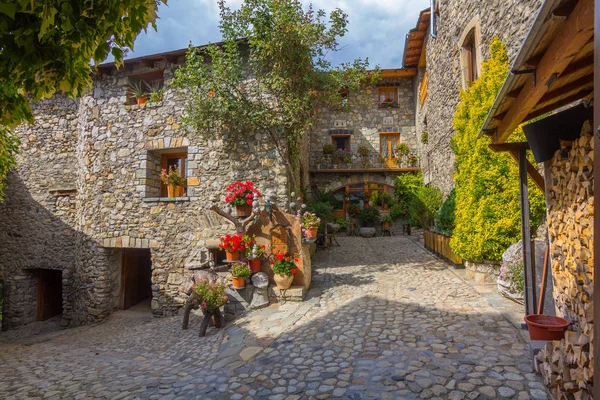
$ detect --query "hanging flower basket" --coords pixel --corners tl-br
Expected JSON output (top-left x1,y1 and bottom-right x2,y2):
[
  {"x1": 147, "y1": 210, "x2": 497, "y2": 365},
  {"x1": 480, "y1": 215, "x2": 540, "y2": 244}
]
[{"x1": 524, "y1": 314, "x2": 570, "y2": 341}]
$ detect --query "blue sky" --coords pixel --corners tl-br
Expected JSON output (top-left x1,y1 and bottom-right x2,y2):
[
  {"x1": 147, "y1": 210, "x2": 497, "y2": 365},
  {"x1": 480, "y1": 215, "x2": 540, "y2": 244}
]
[{"x1": 127, "y1": 0, "x2": 430, "y2": 69}]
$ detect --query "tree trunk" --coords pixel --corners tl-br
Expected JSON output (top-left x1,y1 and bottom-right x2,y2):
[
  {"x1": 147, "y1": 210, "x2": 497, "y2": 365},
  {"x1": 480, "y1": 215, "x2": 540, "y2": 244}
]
[
  {"x1": 182, "y1": 294, "x2": 195, "y2": 330},
  {"x1": 199, "y1": 313, "x2": 211, "y2": 337}
]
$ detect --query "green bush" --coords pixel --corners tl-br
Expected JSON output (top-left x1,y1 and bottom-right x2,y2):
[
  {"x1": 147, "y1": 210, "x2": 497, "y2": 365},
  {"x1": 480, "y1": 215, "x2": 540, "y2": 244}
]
[
  {"x1": 313, "y1": 190, "x2": 342, "y2": 209},
  {"x1": 305, "y1": 201, "x2": 334, "y2": 224},
  {"x1": 434, "y1": 189, "x2": 456, "y2": 236},
  {"x1": 389, "y1": 204, "x2": 406, "y2": 220},
  {"x1": 450, "y1": 38, "x2": 546, "y2": 261},
  {"x1": 421, "y1": 131, "x2": 429, "y2": 144},
  {"x1": 358, "y1": 206, "x2": 380, "y2": 225},
  {"x1": 335, "y1": 217, "x2": 348, "y2": 230},
  {"x1": 407, "y1": 186, "x2": 442, "y2": 228},
  {"x1": 395, "y1": 172, "x2": 423, "y2": 217}
]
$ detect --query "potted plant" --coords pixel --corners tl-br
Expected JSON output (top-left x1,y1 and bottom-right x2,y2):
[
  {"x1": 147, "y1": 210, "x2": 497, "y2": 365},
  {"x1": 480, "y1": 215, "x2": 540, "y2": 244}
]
[
  {"x1": 358, "y1": 206, "x2": 380, "y2": 237},
  {"x1": 377, "y1": 155, "x2": 386, "y2": 168},
  {"x1": 230, "y1": 262, "x2": 251, "y2": 288},
  {"x1": 322, "y1": 143, "x2": 335, "y2": 155},
  {"x1": 380, "y1": 213, "x2": 393, "y2": 230},
  {"x1": 225, "y1": 181, "x2": 262, "y2": 217},
  {"x1": 407, "y1": 154, "x2": 419, "y2": 167},
  {"x1": 129, "y1": 80, "x2": 148, "y2": 105},
  {"x1": 245, "y1": 240, "x2": 266, "y2": 273},
  {"x1": 271, "y1": 253, "x2": 298, "y2": 289},
  {"x1": 378, "y1": 192, "x2": 394, "y2": 209},
  {"x1": 299, "y1": 211, "x2": 321, "y2": 239},
  {"x1": 357, "y1": 145, "x2": 371, "y2": 168},
  {"x1": 192, "y1": 278, "x2": 229, "y2": 335},
  {"x1": 148, "y1": 80, "x2": 165, "y2": 103},
  {"x1": 219, "y1": 233, "x2": 246, "y2": 261},
  {"x1": 396, "y1": 143, "x2": 410, "y2": 157},
  {"x1": 160, "y1": 166, "x2": 186, "y2": 197},
  {"x1": 332, "y1": 148, "x2": 351, "y2": 168},
  {"x1": 380, "y1": 97, "x2": 398, "y2": 108}
]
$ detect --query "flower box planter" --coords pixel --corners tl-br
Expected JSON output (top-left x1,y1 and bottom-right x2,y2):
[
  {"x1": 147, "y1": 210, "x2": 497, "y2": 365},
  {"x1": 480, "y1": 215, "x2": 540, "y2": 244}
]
[
  {"x1": 236, "y1": 204, "x2": 252, "y2": 217},
  {"x1": 167, "y1": 185, "x2": 184, "y2": 198},
  {"x1": 423, "y1": 230, "x2": 463, "y2": 267}
]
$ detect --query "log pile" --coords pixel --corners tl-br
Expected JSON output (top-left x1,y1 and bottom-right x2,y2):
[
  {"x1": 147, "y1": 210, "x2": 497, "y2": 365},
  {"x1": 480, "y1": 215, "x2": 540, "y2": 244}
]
[{"x1": 535, "y1": 120, "x2": 594, "y2": 398}]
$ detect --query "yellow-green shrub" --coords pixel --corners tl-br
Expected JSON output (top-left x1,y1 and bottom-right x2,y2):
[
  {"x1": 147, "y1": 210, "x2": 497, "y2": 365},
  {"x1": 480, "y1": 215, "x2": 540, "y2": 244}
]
[{"x1": 450, "y1": 38, "x2": 546, "y2": 262}]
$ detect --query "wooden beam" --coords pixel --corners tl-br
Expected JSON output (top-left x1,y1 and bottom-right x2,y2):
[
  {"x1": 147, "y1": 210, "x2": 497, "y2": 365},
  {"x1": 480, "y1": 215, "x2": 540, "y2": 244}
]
[
  {"x1": 537, "y1": 73, "x2": 595, "y2": 104},
  {"x1": 526, "y1": 89, "x2": 594, "y2": 121},
  {"x1": 508, "y1": 150, "x2": 546, "y2": 192},
  {"x1": 593, "y1": 0, "x2": 600, "y2": 398},
  {"x1": 379, "y1": 69, "x2": 417, "y2": 78},
  {"x1": 560, "y1": 54, "x2": 594, "y2": 78},
  {"x1": 494, "y1": 0, "x2": 594, "y2": 143},
  {"x1": 489, "y1": 143, "x2": 546, "y2": 192},
  {"x1": 507, "y1": 87, "x2": 524, "y2": 99},
  {"x1": 418, "y1": 37, "x2": 428, "y2": 68}
]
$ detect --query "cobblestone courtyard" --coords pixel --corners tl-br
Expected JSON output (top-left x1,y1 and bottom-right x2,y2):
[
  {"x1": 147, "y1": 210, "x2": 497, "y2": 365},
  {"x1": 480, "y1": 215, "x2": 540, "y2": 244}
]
[{"x1": 0, "y1": 237, "x2": 550, "y2": 400}]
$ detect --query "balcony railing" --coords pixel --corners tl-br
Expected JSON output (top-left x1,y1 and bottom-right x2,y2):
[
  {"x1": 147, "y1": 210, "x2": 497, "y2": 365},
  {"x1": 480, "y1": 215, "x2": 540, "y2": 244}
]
[{"x1": 309, "y1": 151, "x2": 420, "y2": 171}]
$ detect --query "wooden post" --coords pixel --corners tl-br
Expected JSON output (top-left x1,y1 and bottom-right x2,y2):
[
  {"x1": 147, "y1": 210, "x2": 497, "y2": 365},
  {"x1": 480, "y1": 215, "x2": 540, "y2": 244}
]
[
  {"x1": 518, "y1": 147, "x2": 536, "y2": 316},
  {"x1": 592, "y1": 0, "x2": 599, "y2": 397}
]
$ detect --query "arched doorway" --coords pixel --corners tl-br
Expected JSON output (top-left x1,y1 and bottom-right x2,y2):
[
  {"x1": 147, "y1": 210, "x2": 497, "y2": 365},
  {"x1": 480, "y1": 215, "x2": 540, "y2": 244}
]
[{"x1": 332, "y1": 181, "x2": 395, "y2": 218}]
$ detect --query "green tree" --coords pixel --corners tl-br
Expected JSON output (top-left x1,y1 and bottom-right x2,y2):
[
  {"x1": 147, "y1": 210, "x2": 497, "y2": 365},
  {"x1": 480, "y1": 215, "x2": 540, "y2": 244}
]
[
  {"x1": 0, "y1": 0, "x2": 164, "y2": 199},
  {"x1": 450, "y1": 38, "x2": 546, "y2": 261},
  {"x1": 408, "y1": 185, "x2": 442, "y2": 228},
  {"x1": 173, "y1": 0, "x2": 376, "y2": 191}
]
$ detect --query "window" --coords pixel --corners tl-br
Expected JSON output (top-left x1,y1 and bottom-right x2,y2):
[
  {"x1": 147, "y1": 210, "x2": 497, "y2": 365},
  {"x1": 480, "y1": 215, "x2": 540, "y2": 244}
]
[
  {"x1": 458, "y1": 17, "x2": 481, "y2": 89},
  {"x1": 161, "y1": 153, "x2": 187, "y2": 197},
  {"x1": 378, "y1": 87, "x2": 397, "y2": 107},
  {"x1": 340, "y1": 89, "x2": 349, "y2": 108},
  {"x1": 379, "y1": 132, "x2": 400, "y2": 167},
  {"x1": 332, "y1": 135, "x2": 350, "y2": 151},
  {"x1": 463, "y1": 31, "x2": 478, "y2": 85},
  {"x1": 125, "y1": 69, "x2": 164, "y2": 105}
]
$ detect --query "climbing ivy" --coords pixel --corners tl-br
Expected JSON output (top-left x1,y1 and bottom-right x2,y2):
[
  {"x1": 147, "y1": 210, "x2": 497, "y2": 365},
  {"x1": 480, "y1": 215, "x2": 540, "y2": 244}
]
[{"x1": 450, "y1": 38, "x2": 546, "y2": 262}]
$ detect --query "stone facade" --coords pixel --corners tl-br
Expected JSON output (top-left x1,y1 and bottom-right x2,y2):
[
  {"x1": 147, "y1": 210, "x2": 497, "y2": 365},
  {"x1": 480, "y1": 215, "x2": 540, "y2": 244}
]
[
  {"x1": 415, "y1": 0, "x2": 542, "y2": 194},
  {"x1": 535, "y1": 121, "x2": 594, "y2": 398},
  {"x1": 310, "y1": 77, "x2": 417, "y2": 171},
  {"x1": 0, "y1": 57, "x2": 293, "y2": 329}
]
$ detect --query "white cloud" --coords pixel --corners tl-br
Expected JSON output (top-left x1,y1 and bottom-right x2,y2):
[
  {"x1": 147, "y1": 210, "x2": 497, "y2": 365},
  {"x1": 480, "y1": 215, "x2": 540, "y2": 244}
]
[{"x1": 127, "y1": 0, "x2": 430, "y2": 68}]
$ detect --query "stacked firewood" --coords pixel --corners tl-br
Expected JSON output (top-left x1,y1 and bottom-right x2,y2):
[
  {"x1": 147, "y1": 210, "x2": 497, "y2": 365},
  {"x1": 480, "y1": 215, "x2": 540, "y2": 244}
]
[{"x1": 535, "y1": 120, "x2": 594, "y2": 398}]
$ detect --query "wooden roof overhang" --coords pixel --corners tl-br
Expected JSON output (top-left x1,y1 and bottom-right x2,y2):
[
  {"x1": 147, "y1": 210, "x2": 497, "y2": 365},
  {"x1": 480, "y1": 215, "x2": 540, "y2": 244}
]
[
  {"x1": 403, "y1": 8, "x2": 431, "y2": 68},
  {"x1": 479, "y1": 0, "x2": 594, "y2": 144}
]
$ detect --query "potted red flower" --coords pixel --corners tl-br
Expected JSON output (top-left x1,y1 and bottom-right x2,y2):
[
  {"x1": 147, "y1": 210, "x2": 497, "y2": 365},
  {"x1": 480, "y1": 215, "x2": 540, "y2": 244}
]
[
  {"x1": 219, "y1": 233, "x2": 247, "y2": 261},
  {"x1": 230, "y1": 262, "x2": 251, "y2": 289},
  {"x1": 225, "y1": 181, "x2": 262, "y2": 217},
  {"x1": 271, "y1": 254, "x2": 298, "y2": 289}
]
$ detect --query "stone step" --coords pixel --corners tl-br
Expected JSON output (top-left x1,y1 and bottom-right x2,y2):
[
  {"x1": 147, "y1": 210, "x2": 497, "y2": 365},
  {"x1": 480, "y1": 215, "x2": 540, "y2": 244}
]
[{"x1": 268, "y1": 285, "x2": 307, "y2": 301}]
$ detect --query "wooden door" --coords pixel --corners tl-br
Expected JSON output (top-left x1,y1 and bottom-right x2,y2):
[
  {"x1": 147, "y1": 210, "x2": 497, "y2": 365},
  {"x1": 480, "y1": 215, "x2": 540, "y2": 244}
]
[
  {"x1": 37, "y1": 269, "x2": 63, "y2": 321},
  {"x1": 121, "y1": 249, "x2": 152, "y2": 310}
]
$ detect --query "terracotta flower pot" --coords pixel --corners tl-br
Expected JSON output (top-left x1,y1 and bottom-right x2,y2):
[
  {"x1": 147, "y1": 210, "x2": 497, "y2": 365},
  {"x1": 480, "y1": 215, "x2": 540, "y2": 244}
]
[
  {"x1": 306, "y1": 227, "x2": 318, "y2": 239},
  {"x1": 524, "y1": 314, "x2": 570, "y2": 341},
  {"x1": 236, "y1": 204, "x2": 252, "y2": 217},
  {"x1": 225, "y1": 251, "x2": 239, "y2": 261},
  {"x1": 136, "y1": 96, "x2": 148, "y2": 105},
  {"x1": 249, "y1": 258, "x2": 262, "y2": 273},
  {"x1": 274, "y1": 273, "x2": 294, "y2": 290},
  {"x1": 231, "y1": 276, "x2": 246, "y2": 289},
  {"x1": 383, "y1": 222, "x2": 391, "y2": 229}
]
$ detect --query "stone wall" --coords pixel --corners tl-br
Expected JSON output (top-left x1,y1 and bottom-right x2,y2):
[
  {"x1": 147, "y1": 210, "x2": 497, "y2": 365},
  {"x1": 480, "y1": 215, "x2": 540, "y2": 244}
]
[
  {"x1": 0, "y1": 96, "x2": 80, "y2": 329},
  {"x1": 310, "y1": 77, "x2": 417, "y2": 170},
  {"x1": 0, "y1": 58, "x2": 295, "y2": 328},
  {"x1": 535, "y1": 121, "x2": 594, "y2": 398},
  {"x1": 417, "y1": 0, "x2": 542, "y2": 194}
]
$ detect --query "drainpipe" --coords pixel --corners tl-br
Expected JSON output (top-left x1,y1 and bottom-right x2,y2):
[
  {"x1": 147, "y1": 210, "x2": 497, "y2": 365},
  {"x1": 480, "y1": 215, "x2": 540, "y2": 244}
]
[{"x1": 430, "y1": 0, "x2": 437, "y2": 38}]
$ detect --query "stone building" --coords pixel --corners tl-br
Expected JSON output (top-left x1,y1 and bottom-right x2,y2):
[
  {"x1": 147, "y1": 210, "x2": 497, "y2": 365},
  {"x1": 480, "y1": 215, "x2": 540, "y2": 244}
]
[
  {"x1": 0, "y1": 46, "x2": 294, "y2": 330},
  {"x1": 407, "y1": 0, "x2": 542, "y2": 195},
  {"x1": 308, "y1": 69, "x2": 419, "y2": 216}
]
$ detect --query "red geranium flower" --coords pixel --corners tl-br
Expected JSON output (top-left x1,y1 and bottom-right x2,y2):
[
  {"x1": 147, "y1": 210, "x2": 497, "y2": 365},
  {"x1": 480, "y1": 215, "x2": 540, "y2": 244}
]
[{"x1": 291, "y1": 269, "x2": 297, "y2": 274}]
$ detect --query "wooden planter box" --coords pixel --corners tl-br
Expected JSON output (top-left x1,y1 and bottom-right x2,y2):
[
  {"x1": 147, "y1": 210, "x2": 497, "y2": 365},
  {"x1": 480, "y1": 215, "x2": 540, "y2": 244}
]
[{"x1": 423, "y1": 230, "x2": 463, "y2": 267}]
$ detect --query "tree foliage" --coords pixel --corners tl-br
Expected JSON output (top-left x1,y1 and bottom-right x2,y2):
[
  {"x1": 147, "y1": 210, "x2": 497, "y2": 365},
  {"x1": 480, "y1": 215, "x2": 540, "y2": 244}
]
[
  {"x1": 0, "y1": 0, "x2": 163, "y2": 199},
  {"x1": 173, "y1": 0, "x2": 376, "y2": 190},
  {"x1": 408, "y1": 185, "x2": 442, "y2": 228},
  {"x1": 450, "y1": 38, "x2": 546, "y2": 261},
  {"x1": 433, "y1": 188, "x2": 456, "y2": 236}
]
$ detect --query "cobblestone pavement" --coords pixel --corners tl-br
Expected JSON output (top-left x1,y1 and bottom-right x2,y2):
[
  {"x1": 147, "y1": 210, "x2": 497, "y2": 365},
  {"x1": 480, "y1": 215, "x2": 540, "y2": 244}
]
[{"x1": 0, "y1": 236, "x2": 551, "y2": 400}]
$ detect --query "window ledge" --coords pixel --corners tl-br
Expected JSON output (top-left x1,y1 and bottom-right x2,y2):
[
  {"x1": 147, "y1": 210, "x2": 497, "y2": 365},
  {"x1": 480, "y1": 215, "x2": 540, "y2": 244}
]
[
  {"x1": 143, "y1": 196, "x2": 190, "y2": 203},
  {"x1": 378, "y1": 105, "x2": 399, "y2": 109}
]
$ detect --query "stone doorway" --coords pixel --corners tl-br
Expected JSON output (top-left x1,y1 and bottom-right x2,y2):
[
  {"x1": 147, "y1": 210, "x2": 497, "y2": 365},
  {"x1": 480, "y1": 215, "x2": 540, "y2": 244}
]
[
  {"x1": 120, "y1": 249, "x2": 152, "y2": 310},
  {"x1": 36, "y1": 269, "x2": 63, "y2": 321}
]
